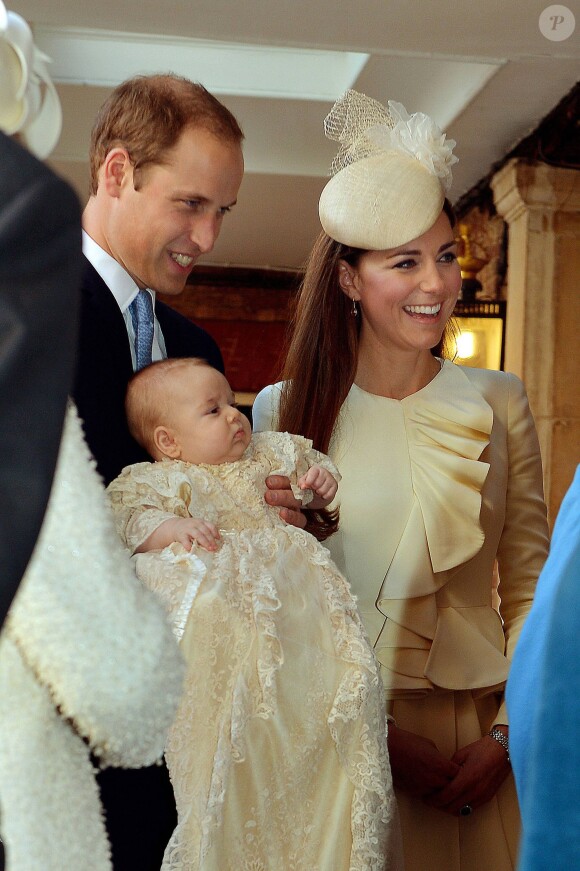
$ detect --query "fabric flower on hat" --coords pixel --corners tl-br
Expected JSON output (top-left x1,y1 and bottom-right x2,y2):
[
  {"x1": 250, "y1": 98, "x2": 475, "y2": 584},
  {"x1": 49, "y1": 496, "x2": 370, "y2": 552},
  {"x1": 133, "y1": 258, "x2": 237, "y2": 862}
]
[
  {"x1": 319, "y1": 90, "x2": 458, "y2": 249},
  {"x1": 366, "y1": 101, "x2": 458, "y2": 192}
]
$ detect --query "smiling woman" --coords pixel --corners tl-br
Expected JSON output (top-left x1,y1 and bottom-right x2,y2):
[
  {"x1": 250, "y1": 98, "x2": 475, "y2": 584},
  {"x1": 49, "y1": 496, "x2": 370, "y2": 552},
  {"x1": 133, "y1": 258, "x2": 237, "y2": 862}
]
[
  {"x1": 337, "y1": 212, "x2": 461, "y2": 374},
  {"x1": 253, "y1": 89, "x2": 550, "y2": 871}
]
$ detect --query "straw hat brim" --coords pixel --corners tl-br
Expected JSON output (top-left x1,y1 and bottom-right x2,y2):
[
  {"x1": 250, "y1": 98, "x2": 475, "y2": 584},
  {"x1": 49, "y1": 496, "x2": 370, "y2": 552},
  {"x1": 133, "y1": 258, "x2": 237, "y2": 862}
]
[{"x1": 319, "y1": 151, "x2": 445, "y2": 250}]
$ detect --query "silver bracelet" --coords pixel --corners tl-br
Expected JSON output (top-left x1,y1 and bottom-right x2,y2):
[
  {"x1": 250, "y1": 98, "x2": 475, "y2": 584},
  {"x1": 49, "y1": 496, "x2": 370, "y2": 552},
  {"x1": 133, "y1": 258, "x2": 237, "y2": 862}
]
[{"x1": 488, "y1": 727, "x2": 510, "y2": 764}]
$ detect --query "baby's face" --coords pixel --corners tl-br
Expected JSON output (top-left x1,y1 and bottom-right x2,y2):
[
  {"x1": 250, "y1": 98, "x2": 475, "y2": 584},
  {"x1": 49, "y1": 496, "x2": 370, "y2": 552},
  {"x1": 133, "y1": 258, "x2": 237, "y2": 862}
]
[{"x1": 166, "y1": 365, "x2": 251, "y2": 465}]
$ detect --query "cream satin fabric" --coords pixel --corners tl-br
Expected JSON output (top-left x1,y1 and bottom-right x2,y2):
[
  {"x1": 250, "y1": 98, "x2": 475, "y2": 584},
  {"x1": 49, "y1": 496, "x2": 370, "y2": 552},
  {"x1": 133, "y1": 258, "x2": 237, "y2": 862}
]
[{"x1": 253, "y1": 362, "x2": 549, "y2": 723}]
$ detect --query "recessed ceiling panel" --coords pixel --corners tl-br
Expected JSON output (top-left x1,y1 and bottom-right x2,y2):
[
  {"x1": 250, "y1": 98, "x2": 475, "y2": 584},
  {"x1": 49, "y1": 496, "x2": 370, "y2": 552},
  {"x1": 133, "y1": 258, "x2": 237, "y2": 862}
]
[{"x1": 35, "y1": 26, "x2": 369, "y2": 100}]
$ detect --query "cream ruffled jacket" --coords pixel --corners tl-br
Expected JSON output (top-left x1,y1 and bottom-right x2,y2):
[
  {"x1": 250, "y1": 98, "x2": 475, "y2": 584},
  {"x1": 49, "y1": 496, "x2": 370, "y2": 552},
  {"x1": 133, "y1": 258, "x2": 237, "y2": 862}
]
[
  {"x1": 0, "y1": 404, "x2": 185, "y2": 871},
  {"x1": 253, "y1": 362, "x2": 550, "y2": 724}
]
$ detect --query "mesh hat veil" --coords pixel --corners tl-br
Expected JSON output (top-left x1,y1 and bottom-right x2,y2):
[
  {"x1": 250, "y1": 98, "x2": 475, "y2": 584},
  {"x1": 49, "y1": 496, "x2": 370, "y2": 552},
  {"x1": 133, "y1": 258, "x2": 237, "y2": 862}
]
[
  {"x1": 319, "y1": 90, "x2": 458, "y2": 250},
  {"x1": 0, "y1": 0, "x2": 62, "y2": 158}
]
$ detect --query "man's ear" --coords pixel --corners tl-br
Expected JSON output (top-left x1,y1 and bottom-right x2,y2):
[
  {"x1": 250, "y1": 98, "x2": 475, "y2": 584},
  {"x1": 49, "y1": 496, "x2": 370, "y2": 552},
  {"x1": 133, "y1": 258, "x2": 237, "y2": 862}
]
[
  {"x1": 337, "y1": 260, "x2": 360, "y2": 300},
  {"x1": 101, "y1": 147, "x2": 133, "y2": 198},
  {"x1": 153, "y1": 425, "x2": 181, "y2": 460}
]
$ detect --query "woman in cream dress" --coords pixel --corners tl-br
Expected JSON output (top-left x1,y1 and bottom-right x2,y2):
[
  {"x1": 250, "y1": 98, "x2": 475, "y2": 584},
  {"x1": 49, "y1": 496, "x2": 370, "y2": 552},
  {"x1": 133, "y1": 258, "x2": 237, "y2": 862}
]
[{"x1": 253, "y1": 90, "x2": 550, "y2": 871}]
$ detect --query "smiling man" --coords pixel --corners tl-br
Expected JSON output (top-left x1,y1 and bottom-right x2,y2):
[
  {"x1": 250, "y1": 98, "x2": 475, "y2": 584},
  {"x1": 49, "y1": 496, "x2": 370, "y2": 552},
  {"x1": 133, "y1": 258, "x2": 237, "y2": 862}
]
[
  {"x1": 75, "y1": 75, "x2": 244, "y2": 487},
  {"x1": 72, "y1": 74, "x2": 304, "y2": 871},
  {"x1": 72, "y1": 75, "x2": 244, "y2": 871}
]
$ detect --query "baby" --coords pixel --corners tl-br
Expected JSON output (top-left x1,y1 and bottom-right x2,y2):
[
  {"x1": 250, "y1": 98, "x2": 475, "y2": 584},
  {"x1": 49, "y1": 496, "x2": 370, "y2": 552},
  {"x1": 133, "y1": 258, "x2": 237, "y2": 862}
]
[{"x1": 107, "y1": 358, "x2": 398, "y2": 871}]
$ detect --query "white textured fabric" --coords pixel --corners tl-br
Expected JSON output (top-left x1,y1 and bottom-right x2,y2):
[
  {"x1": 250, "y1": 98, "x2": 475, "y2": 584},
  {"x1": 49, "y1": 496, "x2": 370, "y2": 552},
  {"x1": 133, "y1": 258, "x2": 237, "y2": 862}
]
[
  {"x1": 0, "y1": 403, "x2": 185, "y2": 870},
  {"x1": 107, "y1": 432, "x2": 403, "y2": 871}
]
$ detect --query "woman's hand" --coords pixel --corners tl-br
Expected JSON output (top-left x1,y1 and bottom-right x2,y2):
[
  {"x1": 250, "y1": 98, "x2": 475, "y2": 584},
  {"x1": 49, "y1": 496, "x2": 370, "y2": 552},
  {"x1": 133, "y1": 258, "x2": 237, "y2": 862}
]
[
  {"x1": 388, "y1": 725, "x2": 461, "y2": 798},
  {"x1": 264, "y1": 475, "x2": 307, "y2": 528},
  {"x1": 424, "y1": 734, "x2": 512, "y2": 816}
]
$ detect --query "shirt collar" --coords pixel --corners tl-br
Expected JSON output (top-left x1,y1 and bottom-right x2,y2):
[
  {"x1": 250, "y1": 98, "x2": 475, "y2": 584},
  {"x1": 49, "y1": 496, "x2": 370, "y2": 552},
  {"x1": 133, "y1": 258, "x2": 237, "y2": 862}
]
[{"x1": 82, "y1": 230, "x2": 156, "y2": 312}]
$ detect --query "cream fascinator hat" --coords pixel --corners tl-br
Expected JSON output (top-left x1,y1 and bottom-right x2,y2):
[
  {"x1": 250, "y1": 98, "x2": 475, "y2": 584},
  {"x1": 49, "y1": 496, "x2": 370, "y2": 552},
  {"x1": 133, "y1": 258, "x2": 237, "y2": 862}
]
[
  {"x1": 0, "y1": 0, "x2": 62, "y2": 158},
  {"x1": 319, "y1": 89, "x2": 458, "y2": 250}
]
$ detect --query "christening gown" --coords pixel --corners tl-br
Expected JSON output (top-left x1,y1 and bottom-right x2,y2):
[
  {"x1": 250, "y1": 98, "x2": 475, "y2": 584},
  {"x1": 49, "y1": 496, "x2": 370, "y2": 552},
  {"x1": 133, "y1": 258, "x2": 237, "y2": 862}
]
[{"x1": 107, "y1": 431, "x2": 402, "y2": 871}]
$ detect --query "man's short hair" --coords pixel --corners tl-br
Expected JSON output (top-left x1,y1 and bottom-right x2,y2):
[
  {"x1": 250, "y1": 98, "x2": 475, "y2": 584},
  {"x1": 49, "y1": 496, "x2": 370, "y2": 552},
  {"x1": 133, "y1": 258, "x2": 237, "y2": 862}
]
[{"x1": 89, "y1": 74, "x2": 244, "y2": 195}]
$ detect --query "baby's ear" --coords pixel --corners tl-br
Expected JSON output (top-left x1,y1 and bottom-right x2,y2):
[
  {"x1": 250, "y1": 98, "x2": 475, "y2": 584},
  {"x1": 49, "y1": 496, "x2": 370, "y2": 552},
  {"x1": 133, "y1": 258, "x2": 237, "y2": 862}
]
[{"x1": 153, "y1": 425, "x2": 181, "y2": 459}]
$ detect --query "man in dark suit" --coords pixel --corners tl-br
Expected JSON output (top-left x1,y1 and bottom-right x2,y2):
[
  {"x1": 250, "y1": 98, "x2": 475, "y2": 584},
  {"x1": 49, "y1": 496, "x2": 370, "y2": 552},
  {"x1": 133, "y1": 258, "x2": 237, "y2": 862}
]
[{"x1": 73, "y1": 74, "x2": 304, "y2": 871}]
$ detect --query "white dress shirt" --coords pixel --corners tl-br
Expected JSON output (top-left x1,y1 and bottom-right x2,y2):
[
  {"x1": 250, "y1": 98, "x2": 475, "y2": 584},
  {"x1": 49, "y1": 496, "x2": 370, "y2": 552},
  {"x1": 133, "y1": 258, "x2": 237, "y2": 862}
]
[{"x1": 82, "y1": 231, "x2": 167, "y2": 370}]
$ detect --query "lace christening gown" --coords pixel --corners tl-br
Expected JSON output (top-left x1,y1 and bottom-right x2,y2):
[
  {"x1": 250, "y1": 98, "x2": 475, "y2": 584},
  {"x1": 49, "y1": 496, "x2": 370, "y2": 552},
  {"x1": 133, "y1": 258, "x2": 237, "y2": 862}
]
[{"x1": 107, "y1": 431, "x2": 402, "y2": 871}]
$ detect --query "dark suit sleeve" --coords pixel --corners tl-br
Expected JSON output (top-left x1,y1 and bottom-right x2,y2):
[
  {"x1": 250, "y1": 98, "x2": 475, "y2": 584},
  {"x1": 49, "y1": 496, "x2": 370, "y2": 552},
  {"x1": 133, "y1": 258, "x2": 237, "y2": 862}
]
[{"x1": 0, "y1": 133, "x2": 83, "y2": 628}]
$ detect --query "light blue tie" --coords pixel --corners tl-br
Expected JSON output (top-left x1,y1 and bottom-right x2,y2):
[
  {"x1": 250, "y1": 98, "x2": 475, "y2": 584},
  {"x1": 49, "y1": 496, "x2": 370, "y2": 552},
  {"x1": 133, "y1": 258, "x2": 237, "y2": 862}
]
[{"x1": 129, "y1": 290, "x2": 154, "y2": 371}]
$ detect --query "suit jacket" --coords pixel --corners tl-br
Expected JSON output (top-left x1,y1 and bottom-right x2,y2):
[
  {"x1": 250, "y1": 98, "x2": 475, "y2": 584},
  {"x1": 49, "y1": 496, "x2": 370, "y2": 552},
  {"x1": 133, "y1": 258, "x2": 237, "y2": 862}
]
[
  {"x1": 73, "y1": 259, "x2": 224, "y2": 485},
  {"x1": 0, "y1": 132, "x2": 82, "y2": 629}
]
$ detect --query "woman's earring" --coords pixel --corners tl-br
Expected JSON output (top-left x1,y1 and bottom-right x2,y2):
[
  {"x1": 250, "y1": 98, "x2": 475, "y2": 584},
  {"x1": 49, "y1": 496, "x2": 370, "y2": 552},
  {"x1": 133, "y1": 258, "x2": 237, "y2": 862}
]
[{"x1": 351, "y1": 297, "x2": 359, "y2": 317}]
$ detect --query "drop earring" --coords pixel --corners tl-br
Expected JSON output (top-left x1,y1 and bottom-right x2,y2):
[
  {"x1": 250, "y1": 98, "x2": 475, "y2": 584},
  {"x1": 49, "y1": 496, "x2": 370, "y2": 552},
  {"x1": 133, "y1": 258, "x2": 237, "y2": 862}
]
[{"x1": 351, "y1": 297, "x2": 359, "y2": 317}]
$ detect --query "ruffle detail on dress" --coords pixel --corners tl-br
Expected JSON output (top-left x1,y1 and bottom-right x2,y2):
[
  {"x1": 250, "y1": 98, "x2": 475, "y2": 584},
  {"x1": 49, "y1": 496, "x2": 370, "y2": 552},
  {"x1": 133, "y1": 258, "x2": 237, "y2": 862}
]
[
  {"x1": 425, "y1": 605, "x2": 509, "y2": 690},
  {"x1": 373, "y1": 363, "x2": 497, "y2": 697},
  {"x1": 403, "y1": 360, "x2": 493, "y2": 575}
]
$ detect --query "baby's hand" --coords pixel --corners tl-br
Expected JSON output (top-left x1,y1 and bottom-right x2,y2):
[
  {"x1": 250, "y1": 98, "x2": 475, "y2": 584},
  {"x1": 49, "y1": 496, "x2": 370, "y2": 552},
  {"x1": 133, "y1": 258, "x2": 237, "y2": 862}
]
[
  {"x1": 136, "y1": 516, "x2": 220, "y2": 553},
  {"x1": 166, "y1": 517, "x2": 221, "y2": 552},
  {"x1": 297, "y1": 465, "x2": 338, "y2": 508}
]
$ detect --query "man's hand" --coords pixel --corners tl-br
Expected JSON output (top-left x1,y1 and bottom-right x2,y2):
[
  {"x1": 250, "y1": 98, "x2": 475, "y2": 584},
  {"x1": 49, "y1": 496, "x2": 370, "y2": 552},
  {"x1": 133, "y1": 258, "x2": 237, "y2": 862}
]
[{"x1": 264, "y1": 475, "x2": 307, "y2": 528}]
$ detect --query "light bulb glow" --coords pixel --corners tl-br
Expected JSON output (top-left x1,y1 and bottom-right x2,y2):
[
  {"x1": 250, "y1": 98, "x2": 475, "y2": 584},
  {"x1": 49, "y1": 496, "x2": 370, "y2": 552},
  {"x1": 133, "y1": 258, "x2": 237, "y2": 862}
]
[{"x1": 456, "y1": 331, "x2": 476, "y2": 359}]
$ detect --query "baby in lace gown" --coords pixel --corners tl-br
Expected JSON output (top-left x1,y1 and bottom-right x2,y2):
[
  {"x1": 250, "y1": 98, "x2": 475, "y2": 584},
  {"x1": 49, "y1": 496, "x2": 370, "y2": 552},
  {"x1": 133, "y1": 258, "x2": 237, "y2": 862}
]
[{"x1": 106, "y1": 358, "x2": 401, "y2": 871}]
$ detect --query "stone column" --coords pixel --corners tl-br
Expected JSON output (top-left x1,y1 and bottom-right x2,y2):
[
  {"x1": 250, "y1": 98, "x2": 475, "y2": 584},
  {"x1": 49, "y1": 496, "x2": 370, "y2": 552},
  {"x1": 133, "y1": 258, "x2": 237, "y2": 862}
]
[{"x1": 492, "y1": 159, "x2": 580, "y2": 525}]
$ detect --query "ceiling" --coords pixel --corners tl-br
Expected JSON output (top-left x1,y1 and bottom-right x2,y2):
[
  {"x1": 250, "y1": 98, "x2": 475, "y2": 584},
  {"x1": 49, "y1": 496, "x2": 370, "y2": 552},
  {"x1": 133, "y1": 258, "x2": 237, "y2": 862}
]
[{"x1": 13, "y1": 0, "x2": 580, "y2": 271}]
